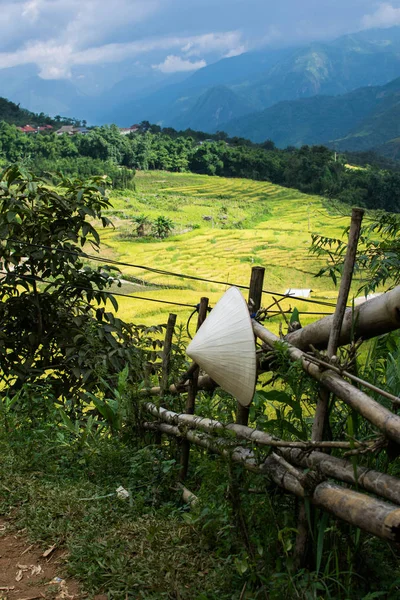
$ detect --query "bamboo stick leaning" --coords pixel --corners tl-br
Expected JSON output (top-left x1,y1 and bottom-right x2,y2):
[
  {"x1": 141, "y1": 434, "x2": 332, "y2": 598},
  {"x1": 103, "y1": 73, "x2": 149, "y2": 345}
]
[
  {"x1": 286, "y1": 285, "x2": 400, "y2": 351},
  {"x1": 143, "y1": 402, "x2": 400, "y2": 506},
  {"x1": 252, "y1": 321, "x2": 400, "y2": 445},
  {"x1": 143, "y1": 421, "x2": 400, "y2": 543}
]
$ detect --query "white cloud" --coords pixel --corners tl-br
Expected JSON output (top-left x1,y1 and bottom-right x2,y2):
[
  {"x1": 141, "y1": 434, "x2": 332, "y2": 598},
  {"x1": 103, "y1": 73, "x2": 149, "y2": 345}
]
[
  {"x1": 22, "y1": 0, "x2": 46, "y2": 22},
  {"x1": 153, "y1": 54, "x2": 206, "y2": 73},
  {"x1": 361, "y1": 3, "x2": 400, "y2": 28},
  {"x1": 0, "y1": 28, "x2": 243, "y2": 79},
  {"x1": 182, "y1": 31, "x2": 243, "y2": 56},
  {"x1": 224, "y1": 45, "x2": 246, "y2": 58},
  {"x1": 0, "y1": 0, "x2": 245, "y2": 80}
]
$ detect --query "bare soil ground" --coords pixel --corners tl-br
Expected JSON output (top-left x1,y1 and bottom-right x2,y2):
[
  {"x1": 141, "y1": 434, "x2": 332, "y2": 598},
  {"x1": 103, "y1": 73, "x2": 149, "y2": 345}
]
[{"x1": 0, "y1": 519, "x2": 106, "y2": 600}]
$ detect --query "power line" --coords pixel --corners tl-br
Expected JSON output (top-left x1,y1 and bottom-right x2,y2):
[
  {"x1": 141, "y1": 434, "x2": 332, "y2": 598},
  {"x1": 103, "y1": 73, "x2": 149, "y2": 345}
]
[
  {"x1": 16, "y1": 275, "x2": 198, "y2": 309},
  {"x1": 4, "y1": 239, "x2": 339, "y2": 308},
  {"x1": 8, "y1": 273, "x2": 334, "y2": 316}
]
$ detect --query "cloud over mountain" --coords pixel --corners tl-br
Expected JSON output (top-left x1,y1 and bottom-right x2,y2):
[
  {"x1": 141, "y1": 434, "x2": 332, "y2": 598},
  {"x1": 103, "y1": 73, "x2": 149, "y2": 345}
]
[
  {"x1": 0, "y1": 0, "x2": 246, "y2": 79},
  {"x1": 362, "y1": 2, "x2": 400, "y2": 29},
  {"x1": 153, "y1": 55, "x2": 207, "y2": 73}
]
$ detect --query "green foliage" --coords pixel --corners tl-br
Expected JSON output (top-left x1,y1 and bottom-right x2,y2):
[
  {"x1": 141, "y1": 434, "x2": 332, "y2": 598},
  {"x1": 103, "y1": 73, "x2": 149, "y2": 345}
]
[
  {"x1": 311, "y1": 211, "x2": 400, "y2": 292},
  {"x1": 1, "y1": 116, "x2": 399, "y2": 209},
  {"x1": 0, "y1": 166, "x2": 142, "y2": 413},
  {"x1": 0, "y1": 96, "x2": 78, "y2": 128},
  {"x1": 133, "y1": 213, "x2": 151, "y2": 236},
  {"x1": 152, "y1": 215, "x2": 174, "y2": 239}
]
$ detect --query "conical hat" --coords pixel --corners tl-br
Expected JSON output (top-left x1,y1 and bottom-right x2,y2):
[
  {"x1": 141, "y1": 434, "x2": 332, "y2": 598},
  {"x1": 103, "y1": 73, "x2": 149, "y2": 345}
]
[{"x1": 186, "y1": 286, "x2": 257, "y2": 406}]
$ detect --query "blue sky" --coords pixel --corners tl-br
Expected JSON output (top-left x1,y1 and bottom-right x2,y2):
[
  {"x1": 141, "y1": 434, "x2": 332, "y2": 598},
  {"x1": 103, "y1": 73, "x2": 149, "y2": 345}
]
[{"x1": 0, "y1": 0, "x2": 400, "y2": 80}]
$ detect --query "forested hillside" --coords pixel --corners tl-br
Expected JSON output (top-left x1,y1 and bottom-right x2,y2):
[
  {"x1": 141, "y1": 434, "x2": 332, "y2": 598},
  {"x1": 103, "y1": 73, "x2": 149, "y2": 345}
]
[
  {"x1": 0, "y1": 97, "x2": 53, "y2": 127},
  {"x1": 1, "y1": 115, "x2": 400, "y2": 212},
  {"x1": 0, "y1": 96, "x2": 81, "y2": 128},
  {"x1": 222, "y1": 76, "x2": 400, "y2": 150}
]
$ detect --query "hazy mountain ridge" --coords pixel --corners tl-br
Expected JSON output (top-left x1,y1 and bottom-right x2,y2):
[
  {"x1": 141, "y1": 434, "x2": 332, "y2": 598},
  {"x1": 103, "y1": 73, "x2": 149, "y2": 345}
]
[
  {"x1": 3, "y1": 25, "x2": 400, "y2": 130},
  {"x1": 129, "y1": 25, "x2": 400, "y2": 133},
  {"x1": 221, "y1": 76, "x2": 400, "y2": 150}
]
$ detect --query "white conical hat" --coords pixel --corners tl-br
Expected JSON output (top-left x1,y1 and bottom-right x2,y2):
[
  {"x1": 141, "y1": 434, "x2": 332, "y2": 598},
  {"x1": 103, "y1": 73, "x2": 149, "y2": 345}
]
[{"x1": 187, "y1": 286, "x2": 257, "y2": 407}]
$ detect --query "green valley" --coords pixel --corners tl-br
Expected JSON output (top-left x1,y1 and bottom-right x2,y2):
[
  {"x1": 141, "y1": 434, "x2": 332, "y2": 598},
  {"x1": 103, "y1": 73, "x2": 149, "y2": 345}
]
[{"x1": 100, "y1": 171, "x2": 350, "y2": 327}]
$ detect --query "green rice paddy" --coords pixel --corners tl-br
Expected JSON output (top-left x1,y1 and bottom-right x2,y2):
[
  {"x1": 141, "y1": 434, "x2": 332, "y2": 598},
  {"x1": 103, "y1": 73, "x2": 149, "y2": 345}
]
[{"x1": 99, "y1": 171, "x2": 352, "y2": 330}]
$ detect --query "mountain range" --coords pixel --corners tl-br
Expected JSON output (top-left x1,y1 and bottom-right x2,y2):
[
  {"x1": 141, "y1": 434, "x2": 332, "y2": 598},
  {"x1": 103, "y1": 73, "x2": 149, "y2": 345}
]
[
  {"x1": 221, "y1": 76, "x2": 400, "y2": 151},
  {"x1": 2, "y1": 25, "x2": 400, "y2": 155},
  {"x1": 97, "y1": 26, "x2": 400, "y2": 133}
]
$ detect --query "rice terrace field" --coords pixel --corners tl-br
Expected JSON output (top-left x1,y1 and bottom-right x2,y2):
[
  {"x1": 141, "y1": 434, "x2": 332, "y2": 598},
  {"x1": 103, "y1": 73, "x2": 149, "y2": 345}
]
[{"x1": 100, "y1": 171, "x2": 353, "y2": 329}]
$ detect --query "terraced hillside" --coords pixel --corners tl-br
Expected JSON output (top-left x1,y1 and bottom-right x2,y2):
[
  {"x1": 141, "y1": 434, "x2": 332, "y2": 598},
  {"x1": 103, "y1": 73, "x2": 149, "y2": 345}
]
[{"x1": 99, "y1": 171, "x2": 352, "y2": 328}]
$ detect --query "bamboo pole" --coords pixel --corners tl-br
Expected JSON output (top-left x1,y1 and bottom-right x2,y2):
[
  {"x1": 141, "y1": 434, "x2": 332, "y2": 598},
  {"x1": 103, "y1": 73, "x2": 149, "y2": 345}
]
[
  {"x1": 155, "y1": 313, "x2": 176, "y2": 445},
  {"x1": 141, "y1": 355, "x2": 400, "y2": 406},
  {"x1": 327, "y1": 208, "x2": 364, "y2": 357},
  {"x1": 286, "y1": 286, "x2": 400, "y2": 351},
  {"x1": 144, "y1": 421, "x2": 400, "y2": 543},
  {"x1": 143, "y1": 402, "x2": 400, "y2": 505},
  {"x1": 312, "y1": 208, "x2": 363, "y2": 442},
  {"x1": 139, "y1": 375, "x2": 216, "y2": 396},
  {"x1": 296, "y1": 209, "x2": 363, "y2": 568},
  {"x1": 144, "y1": 403, "x2": 356, "y2": 449},
  {"x1": 160, "y1": 313, "x2": 177, "y2": 398},
  {"x1": 177, "y1": 483, "x2": 199, "y2": 507},
  {"x1": 282, "y1": 448, "x2": 400, "y2": 506},
  {"x1": 237, "y1": 266, "x2": 265, "y2": 426},
  {"x1": 305, "y1": 354, "x2": 400, "y2": 405},
  {"x1": 180, "y1": 297, "x2": 209, "y2": 480},
  {"x1": 186, "y1": 298, "x2": 209, "y2": 414},
  {"x1": 252, "y1": 321, "x2": 400, "y2": 446}
]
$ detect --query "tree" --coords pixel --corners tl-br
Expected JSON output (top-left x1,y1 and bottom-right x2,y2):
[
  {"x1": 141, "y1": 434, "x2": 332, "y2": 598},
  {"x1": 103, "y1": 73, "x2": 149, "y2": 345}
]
[
  {"x1": 133, "y1": 214, "x2": 151, "y2": 237},
  {"x1": 0, "y1": 166, "x2": 140, "y2": 413},
  {"x1": 152, "y1": 215, "x2": 174, "y2": 239}
]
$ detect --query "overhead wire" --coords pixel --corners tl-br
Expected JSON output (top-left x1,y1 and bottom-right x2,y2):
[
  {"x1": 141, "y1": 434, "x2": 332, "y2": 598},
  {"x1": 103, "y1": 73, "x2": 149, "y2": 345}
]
[
  {"x1": 14, "y1": 274, "x2": 198, "y2": 309},
  {"x1": 5, "y1": 273, "x2": 334, "y2": 317},
  {"x1": 4, "y1": 238, "x2": 339, "y2": 309}
]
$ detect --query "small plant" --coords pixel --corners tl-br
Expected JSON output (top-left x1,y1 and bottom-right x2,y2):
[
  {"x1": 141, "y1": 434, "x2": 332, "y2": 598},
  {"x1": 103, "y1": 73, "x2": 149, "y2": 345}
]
[
  {"x1": 152, "y1": 215, "x2": 174, "y2": 239},
  {"x1": 133, "y1": 213, "x2": 151, "y2": 236}
]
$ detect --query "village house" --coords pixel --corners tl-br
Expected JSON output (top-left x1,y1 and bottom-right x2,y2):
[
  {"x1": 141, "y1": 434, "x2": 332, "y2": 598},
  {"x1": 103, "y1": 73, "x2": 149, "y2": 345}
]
[
  {"x1": 17, "y1": 124, "x2": 53, "y2": 134},
  {"x1": 119, "y1": 124, "x2": 140, "y2": 135},
  {"x1": 56, "y1": 125, "x2": 89, "y2": 135}
]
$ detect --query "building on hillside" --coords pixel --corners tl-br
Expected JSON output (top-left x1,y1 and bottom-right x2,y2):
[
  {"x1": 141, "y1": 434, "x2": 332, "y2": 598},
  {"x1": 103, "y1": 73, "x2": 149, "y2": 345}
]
[
  {"x1": 56, "y1": 126, "x2": 89, "y2": 135},
  {"x1": 18, "y1": 125, "x2": 36, "y2": 133},
  {"x1": 119, "y1": 124, "x2": 140, "y2": 135},
  {"x1": 56, "y1": 126, "x2": 75, "y2": 135},
  {"x1": 18, "y1": 124, "x2": 54, "y2": 133}
]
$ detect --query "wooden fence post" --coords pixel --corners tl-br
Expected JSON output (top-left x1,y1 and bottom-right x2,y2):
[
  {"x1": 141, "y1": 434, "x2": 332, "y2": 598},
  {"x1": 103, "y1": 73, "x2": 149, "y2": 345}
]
[
  {"x1": 312, "y1": 207, "x2": 364, "y2": 442},
  {"x1": 236, "y1": 266, "x2": 265, "y2": 426},
  {"x1": 294, "y1": 207, "x2": 364, "y2": 569},
  {"x1": 180, "y1": 297, "x2": 209, "y2": 480},
  {"x1": 156, "y1": 313, "x2": 176, "y2": 445}
]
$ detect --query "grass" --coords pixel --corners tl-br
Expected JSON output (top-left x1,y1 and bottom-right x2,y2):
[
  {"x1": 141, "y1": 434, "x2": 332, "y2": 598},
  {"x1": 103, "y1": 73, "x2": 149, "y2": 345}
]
[
  {"x1": 98, "y1": 171, "x2": 353, "y2": 328},
  {"x1": 2, "y1": 418, "x2": 399, "y2": 600},
  {"x1": 0, "y1": 425, "x2": 268, "y2": 599},
  {"x1": 1, "y1": 171, "x2": 398, "y2": 599}
]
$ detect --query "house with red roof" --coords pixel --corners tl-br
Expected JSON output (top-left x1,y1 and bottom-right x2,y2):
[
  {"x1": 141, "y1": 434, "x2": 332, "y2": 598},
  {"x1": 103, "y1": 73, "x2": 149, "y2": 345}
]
[
  {"x1": 18, "y1": 125, "x2": 36, "y2": 133},
  {"x1": 119, "y1": 124, "x2": 140, "y2": 135}
]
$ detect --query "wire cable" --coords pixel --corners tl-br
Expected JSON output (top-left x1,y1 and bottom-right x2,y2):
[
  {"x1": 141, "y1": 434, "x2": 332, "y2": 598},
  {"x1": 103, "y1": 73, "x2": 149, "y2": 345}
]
[
  {"x1": 4, "y1": 238, "x2": 339, "y2": 308},
  {"x1": 8, "y1": 272, "x2": 334, "y2": 316},
  {"x1": 13, "y1": 274, "x2": 198, "y2": 309}
]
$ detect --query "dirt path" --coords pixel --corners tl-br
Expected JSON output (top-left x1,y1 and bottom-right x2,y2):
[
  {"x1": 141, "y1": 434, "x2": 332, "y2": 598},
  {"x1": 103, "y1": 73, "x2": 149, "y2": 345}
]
[{"x1": 0, "y1": 520, "x2": 106, "y2": 600}]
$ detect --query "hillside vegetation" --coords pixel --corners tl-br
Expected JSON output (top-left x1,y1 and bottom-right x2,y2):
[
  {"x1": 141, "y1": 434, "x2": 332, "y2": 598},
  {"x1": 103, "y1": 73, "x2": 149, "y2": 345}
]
[
  {"x1": 1, "y1": 116, "x2": 400, "y2": 212},
  {"x1": 2, "y1": 168, "x2": 400, "y2": 600},
  {"x1": 0, "y1": 96, "x2": 81, "y2": 128},
  {"x1": 222, "y1": 76, "x2": 400, "y2": 151}
]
